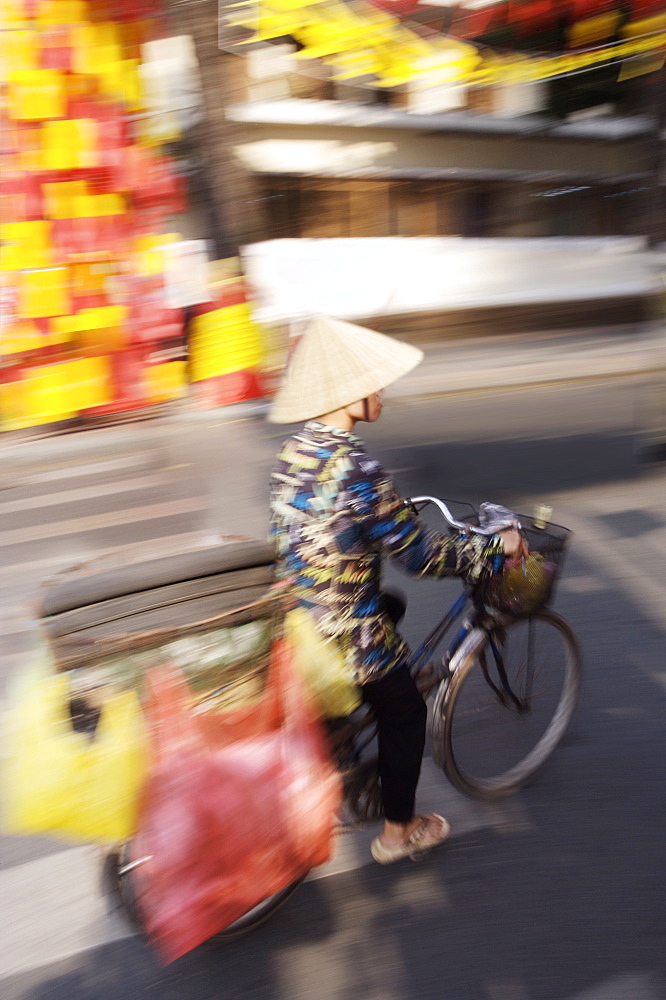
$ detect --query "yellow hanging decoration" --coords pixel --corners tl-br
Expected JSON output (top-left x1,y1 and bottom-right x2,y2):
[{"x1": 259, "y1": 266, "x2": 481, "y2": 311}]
[
  {"x1": 1, "y1": 220, "x2": 53, "y2": 271},
  {"x1": 18, "y1": 267, "x2": 70, "y2": 319},
  {"x1": 190, "y1": 302, "x2": 265, "y2": 382},
  {"x1": 7, "y1": 68, "x2": 66, "y2": 121},
  {"x1": 231, "y1": 0, "x2": 666, "y2": 88}
]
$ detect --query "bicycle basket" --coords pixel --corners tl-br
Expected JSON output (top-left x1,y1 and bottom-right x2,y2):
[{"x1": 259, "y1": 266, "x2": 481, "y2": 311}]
[{"x1": 479, "y1": 513, "x2": 571, "y2": 617}]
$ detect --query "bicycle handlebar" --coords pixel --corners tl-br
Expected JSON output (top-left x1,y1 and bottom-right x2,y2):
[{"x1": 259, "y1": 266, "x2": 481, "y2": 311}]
[{"x1": 406, "y1": 496, "x2": 512, "y2": 537}]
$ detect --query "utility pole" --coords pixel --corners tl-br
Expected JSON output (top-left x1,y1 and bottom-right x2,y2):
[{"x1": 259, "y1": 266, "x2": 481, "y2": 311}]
[
  {"x1": 645, "y1": 67, "x2": 665, "y2": 249},
  {"x1": 164, "y1": 0, "x2": 268, "y2": 258}
]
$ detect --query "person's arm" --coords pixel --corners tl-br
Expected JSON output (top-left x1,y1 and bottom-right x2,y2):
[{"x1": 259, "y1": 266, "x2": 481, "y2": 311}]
[{"x1": 347, "y1": 454, "x2": 518, "y2": 584}]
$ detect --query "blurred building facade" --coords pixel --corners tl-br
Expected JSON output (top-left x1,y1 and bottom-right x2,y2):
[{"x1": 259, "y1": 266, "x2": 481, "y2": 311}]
[
  {"x1": 189, "y1": 0, "x2": 664, "y2": 250},
  {"x1": 225, "y1": 97, "x2": 654, "y2": 243},
  {"x1": 3, "y1": 0, "x2": 660, "y2": 429}
]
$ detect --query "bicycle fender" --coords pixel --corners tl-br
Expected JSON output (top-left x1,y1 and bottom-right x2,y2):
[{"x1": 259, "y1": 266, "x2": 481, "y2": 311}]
[{"x1": 447, "y1": 627, "x2": 486, "y2": 674}]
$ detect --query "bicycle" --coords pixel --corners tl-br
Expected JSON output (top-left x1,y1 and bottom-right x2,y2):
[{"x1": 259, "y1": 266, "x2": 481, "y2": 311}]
[
  {"x1": 110, "y1": 497, "x2": 581, "y2": 941},
  {"x1": 337, "y1": 497, "x2": 581, "y2": 813}
]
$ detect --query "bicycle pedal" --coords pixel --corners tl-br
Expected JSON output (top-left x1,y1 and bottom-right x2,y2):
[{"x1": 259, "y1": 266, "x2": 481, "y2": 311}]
[{"x1": 333, "y1": 820, "x2": 358, "y2": 836}]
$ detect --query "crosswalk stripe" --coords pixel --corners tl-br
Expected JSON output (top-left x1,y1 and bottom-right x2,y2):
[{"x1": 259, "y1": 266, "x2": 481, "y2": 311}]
[
  {"x1": 0, "y1": 497, "x2": 208, "y2": 548},
  {"x1": 557, "y1": 510, "x2": 666, "y2": 633},
  {"x1": 0, "y1": 757, "x2": 519, "y2": 981},
  {"x1": 0, "y1": 472, "x2": 178, "y2": 515},
  {"x1": 0, "y1": 530, "x2": 219, "y2": 581},
  {"x1": 0, "y1": 845, "x2": 127, "y2": 981},
  {"x1": 0, "y1": 621, "x2": 38, "y2": 638},
  {"x1": 1, "y1": 452, "x2": 153, "y2": 488},
  {"x1": 568, "y1": 974, "x2": 661, "y2": 1000}
]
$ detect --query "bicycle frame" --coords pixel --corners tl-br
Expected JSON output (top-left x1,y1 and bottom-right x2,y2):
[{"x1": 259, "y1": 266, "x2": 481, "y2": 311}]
[
  {"x1": 406, "y1": 495, "x2": 527, "y2": 708},
  {"x1": 339, "y1": 494, "x2": 537, "y2": 774},
  {"x1": 410, "y1": 589, "x2": 527, "y2": 711},
  {"x1": 336, "y1": 592, "x2": 476, "y2": 768},
  {"x1": 409, "y1": 589, "x2": 473, "y2": 680}
]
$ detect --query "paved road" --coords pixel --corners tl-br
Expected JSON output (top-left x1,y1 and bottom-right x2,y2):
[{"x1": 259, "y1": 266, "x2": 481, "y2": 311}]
[{"x1": 0, "y1": 345, "x2": 665, "y2": 1000}]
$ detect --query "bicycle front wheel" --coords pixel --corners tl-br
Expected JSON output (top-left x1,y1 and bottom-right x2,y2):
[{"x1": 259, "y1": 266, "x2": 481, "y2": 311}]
[{"x1": 431, "y1": 609, "x2": 581, "y2": 800}]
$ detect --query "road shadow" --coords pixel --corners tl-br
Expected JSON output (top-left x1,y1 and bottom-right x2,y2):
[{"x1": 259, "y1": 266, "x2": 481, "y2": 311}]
[{"x1": 374, "y1": 430, "x2": 639, "y2": 503}]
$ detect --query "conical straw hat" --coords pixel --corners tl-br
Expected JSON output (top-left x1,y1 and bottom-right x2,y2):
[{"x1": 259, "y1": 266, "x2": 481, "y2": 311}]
[{"x1": 268, "y1": 316, "x2": 423, "y2": 424}]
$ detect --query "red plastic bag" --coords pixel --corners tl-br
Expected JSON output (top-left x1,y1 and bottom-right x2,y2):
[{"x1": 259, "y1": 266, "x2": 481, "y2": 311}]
[{"x1": 131, "y1": 638, "x2": 341, "y2": 963}]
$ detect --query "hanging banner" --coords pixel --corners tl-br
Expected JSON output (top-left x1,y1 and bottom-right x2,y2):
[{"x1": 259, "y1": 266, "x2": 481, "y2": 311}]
[
  {"x1": 221, "y1": 0, "x2": 666, "y2": 89},
  {"x1": 0, "y1": 0, "x2": 189, "y2": 430}
]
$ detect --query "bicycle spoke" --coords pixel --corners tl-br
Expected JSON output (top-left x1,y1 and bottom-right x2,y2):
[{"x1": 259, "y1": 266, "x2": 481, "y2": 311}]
[
  {"x1": 432, "y1": 610, "x2": 581, "y2": 799},
  {"x1": 526, "y1": 618, "x2": 537, "y2": 698}
]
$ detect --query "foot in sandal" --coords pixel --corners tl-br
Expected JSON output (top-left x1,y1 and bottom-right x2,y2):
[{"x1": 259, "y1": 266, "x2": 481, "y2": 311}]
[{"x1": 371, "y1": 814, "x2": 450, "y2": 864}]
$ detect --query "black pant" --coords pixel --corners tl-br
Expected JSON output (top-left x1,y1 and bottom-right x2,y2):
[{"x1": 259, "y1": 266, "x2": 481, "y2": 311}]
[{"x1": 361, "y1": 664, "x2": 427, "y2": 823}]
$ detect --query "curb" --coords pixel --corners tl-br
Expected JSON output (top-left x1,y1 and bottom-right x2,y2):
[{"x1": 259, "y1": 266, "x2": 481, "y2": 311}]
[{"x1": 1, "y1": 328, "x2": 661, "y2": 451}]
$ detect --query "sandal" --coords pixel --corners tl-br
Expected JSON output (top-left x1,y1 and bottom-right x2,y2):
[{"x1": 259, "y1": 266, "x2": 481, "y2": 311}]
[{"x1": 371, "y1": 814, "x2": 451, "y2": 865}]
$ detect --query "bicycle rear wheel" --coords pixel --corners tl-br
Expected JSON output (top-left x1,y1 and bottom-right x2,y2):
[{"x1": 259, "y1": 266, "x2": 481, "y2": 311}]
[
  {"x1": 431, "y1": 609, "x2": 581, "y2": 800},
  {"x1": 109, "y1": 845, "x2": 307, "y2": 944}
]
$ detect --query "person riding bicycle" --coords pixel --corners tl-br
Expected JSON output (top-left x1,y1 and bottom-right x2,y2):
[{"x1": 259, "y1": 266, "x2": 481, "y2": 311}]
[{"x1": 268, "y1": 316, "x2": 526, "y2": 864}]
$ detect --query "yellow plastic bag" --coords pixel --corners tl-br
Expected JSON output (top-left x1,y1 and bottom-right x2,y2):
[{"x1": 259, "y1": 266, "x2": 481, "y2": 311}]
[
  {"x1": 3, "y1": 658, "x2": 148, "y2": 845},
  {"x1": 285, "y1": 607, "x2": 362, "y2": 719}
]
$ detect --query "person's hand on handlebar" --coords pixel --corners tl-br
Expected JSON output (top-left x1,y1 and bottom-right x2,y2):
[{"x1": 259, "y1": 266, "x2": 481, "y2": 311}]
[{"x1": 499, "y1": 528, "x2": 529, "y2": 561}]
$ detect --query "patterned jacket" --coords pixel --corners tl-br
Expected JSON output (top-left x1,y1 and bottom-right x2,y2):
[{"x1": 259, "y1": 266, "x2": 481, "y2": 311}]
[{"x1": 269, "y1": 421, "x2": 496, "y2": 685}]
